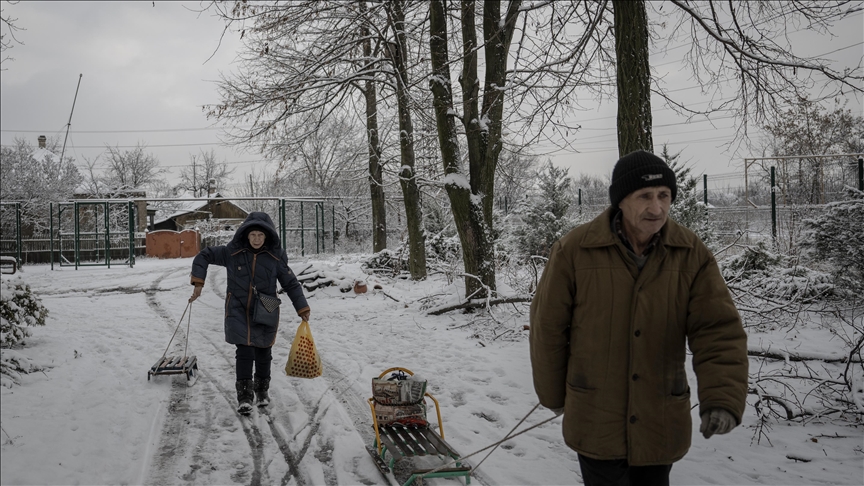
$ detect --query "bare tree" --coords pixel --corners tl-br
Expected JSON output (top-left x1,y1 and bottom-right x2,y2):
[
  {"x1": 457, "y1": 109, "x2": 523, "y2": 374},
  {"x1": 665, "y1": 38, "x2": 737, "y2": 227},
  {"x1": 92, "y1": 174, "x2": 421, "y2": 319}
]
[
  {"x1": 761, "y1": 99, "x2": 864, "y2": 205},
  {"x1": 272, "y1": 111, "x2": 367, "y2": 198},
  {"x1": 429, "y1": 0, "x2": 522, "y2": 299},
  {"x1": 499, "y1": 1, "x2": 862, "y2": 157},
  {"x1": 1, "y1": 0, "x2": 23, "y2": 69},
  {"x1": 178, "y1": 149, "x2": 236, "y2": 197},
  {"x1": 613, "y1": 0, "x2": 652, "y2": 154},
  {"x1": 495, "y1": 147, "x2": 539, "y2": 214},
  {"x1": 384, "y1": 0, "x2": 426, "y2": 279},
  {"x1": 205, "y1": 1, "x2": 394, "y2": 253},
  {"x1": 359, "y1": 0, "x2": 388, "y2": 252},
  {"x1": 102, "y1": 143, "x2": 164, "y2": 192}
]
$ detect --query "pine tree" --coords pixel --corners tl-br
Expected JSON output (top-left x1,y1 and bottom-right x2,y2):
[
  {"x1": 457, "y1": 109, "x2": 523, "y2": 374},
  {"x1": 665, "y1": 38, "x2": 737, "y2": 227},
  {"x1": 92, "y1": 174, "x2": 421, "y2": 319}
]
[
  {"x1": 661, "y1": 145, "x2": 716, "y2": 250},
  {"x1": 515, "y1": 161, "x2": 573, "y2": 259}
]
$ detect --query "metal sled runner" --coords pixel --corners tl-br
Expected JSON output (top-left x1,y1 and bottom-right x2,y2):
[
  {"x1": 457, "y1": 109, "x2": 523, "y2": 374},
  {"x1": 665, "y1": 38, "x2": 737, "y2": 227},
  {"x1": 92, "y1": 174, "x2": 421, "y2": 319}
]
[
  {"x1": 367, "y1": 367, "x2": 471, "y2": 486},
  {"x1": 148, "y1": 301, "x2": 198, "y2": 382}
]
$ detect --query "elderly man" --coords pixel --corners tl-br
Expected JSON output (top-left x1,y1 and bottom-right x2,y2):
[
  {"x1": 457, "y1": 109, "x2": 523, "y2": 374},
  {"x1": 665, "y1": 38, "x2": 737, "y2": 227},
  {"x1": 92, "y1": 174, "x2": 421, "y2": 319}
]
[{"x1": 530, "y1": 150, "x2": 748, "y2": 486}]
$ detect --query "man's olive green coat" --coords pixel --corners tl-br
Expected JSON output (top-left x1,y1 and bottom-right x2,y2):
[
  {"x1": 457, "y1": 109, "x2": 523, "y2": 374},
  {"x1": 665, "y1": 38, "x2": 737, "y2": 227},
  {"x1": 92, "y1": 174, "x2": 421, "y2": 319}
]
[{"x1": 530, "y1": 208, "x2": 748, "y2": 466}]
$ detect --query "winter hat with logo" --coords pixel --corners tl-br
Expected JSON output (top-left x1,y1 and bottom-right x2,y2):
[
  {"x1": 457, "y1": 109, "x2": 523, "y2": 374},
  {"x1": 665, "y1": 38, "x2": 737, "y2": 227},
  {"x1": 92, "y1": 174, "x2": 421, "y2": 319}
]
[{"x1": 608, "y1": 150, "x2": 677, "y2": 208}]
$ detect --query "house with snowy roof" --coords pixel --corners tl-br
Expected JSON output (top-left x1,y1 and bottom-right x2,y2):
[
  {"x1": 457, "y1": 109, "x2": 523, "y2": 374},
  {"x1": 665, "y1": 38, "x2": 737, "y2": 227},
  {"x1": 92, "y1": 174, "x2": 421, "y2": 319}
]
[{"x1": 151, "y1": 191, "x2": 248, "y2": 232}]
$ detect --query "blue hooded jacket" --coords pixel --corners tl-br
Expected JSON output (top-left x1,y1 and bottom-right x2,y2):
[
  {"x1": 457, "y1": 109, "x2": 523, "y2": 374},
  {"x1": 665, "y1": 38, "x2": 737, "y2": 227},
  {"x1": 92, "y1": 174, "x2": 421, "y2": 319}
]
[{"x1": 190, "y1": 212, "x2": 309, "y2": 347}]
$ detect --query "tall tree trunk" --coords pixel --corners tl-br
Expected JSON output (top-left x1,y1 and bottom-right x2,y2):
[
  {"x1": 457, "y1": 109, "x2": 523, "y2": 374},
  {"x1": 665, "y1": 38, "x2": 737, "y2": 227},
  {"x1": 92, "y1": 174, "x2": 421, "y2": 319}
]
[
  {"x1": 429, "y1": 0, "x2": 495, "y2": 298},
  {"x1": 387, "y1": 0, "x2": 427, "y2": 279},
  {"x1": 613, "y1": 0, "x2": 653, "y2": 155},
  {"x1": 479, "y1": 0, "x2": 520, "y2": 224},
  {"x1": 360, "y1": 2, "x2": 387, "y2": 253},
  {"x1": 364, "y1": 83, "x2": 387, "y2": 253}
]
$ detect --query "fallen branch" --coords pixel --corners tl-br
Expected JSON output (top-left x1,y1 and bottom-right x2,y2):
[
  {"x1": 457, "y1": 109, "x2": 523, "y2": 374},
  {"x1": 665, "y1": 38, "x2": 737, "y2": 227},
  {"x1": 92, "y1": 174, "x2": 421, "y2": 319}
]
[
  {"x1": 378, "y1": 291, "x2": 399, "y2": 302},
  {"x1": 427, "y1": 296, "x2": 532, "y2": 315},
  {"x1": 748, "y1": 390, "x2": 798, "y2": 420},
  {"x1": 747, "y1": 349, "x2": 861, "y2": 364}
]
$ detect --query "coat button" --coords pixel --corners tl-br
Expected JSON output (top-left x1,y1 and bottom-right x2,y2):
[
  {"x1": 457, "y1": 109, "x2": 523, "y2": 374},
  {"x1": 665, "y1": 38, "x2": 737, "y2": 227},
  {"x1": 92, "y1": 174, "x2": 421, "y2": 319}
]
[
  {"x1": 630, "y1": 415, "x2": 637, "y2": 424},
  {"x1": 634, "y1": 330, "x2": 641, "y2": 337},
  {"x1": 632, "y1": 374, "x2": 639, "y2": 381}
]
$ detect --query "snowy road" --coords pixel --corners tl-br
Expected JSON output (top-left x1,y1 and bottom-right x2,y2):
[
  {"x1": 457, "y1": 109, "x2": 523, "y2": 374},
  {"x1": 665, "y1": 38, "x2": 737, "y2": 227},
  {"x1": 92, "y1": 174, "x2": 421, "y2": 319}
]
[{"x1": 2, "y1": 256, "x2": 862, "y2": 485}]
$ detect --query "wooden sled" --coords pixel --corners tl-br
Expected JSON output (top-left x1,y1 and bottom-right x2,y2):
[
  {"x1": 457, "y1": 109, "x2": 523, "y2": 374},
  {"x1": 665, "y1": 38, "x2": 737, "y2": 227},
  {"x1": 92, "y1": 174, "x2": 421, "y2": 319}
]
[
  {"x1": 149, "y1": 302, "x2": 197, "y2": 382},
  {"x1": 148, "y1": 355, "x2": 198, "y2": 381},
  {"x1": 368, "y1": 367, "x2": 472, "y2": 486}
]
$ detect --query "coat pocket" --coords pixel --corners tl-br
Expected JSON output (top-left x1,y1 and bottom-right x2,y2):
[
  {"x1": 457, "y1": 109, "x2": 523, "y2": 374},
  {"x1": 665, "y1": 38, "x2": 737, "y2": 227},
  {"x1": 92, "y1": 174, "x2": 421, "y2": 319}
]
[{"x1": 665, "y1": 389, "x2": 692, "y2": 457}]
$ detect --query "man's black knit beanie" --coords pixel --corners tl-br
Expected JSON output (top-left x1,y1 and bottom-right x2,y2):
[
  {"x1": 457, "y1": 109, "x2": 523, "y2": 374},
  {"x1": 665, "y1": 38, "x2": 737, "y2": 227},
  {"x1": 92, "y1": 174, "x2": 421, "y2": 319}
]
[{"x1": 608, "y1": 150, "x2": 677, "y2": 208}]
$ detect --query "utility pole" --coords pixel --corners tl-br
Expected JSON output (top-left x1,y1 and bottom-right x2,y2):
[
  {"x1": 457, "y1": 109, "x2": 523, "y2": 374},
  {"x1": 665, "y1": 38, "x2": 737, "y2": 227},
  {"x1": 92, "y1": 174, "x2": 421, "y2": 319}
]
[
  {"x1": 60, "y1": 74, "x2": 83, "y2": 164},
  {"x1": 192, "y1": 156, "x2": 197, "y2": 197},
  {"x1": 249, "y1": 174, "x2": 254, "y2": 197}
]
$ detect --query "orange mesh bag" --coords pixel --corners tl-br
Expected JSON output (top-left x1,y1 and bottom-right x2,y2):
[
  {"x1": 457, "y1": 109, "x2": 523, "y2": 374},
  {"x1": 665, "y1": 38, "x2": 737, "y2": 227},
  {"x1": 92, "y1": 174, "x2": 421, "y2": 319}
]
[{"x1": 284, "y1": 320, "x2": 322, "y2": 378}]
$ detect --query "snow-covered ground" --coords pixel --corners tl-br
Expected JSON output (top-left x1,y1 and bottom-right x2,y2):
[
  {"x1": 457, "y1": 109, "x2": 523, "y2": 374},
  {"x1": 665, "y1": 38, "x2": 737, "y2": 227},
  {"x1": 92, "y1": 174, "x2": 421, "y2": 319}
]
[{"x1": 1, "y1": 256, "x2": 862, "y2": 485}]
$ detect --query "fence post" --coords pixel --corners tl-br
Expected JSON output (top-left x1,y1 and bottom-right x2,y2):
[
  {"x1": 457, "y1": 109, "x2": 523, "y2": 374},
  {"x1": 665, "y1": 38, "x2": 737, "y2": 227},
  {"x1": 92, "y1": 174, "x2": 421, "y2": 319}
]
[
  {"x1": 73, "y1": 201, "x2": 80, "y2": 270},
  {"x1": 300, "y1": 201, "x2": 305, "y2": 257},
  {"x1": 279, "y1": 199, "x2": 286, "y2": 248},
  {"x1": 315, "y1": 202, "x2": 322, "y2": 254},
  {"x1": 50, "y1": 203, "x2": 54, "y2": 270},
  {"x1": 703, "y1": 174, "x2": 708, "y2": 206},
  {"x1": 858, "y1": 157, "x2": 863, "y2": 191},
  {"x1": 15, "y1": 202, "x2": 22, "y2": 267},
  {"x1": 771, "y1": 166, "x2": 777, "y2": 245},
  {"x1": 128, "y1": 201, "x2": 135, "y2": 268},
  {"x1": 578, "y1": 188, "x2": 582, "y2": 220},
  {"x1": 105, "y1": 201, "x2": 110, "y2": 268}
]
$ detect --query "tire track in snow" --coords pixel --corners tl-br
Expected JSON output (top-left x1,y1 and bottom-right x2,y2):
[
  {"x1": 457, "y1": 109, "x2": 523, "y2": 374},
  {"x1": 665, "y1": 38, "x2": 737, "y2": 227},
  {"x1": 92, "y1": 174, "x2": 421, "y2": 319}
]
[
  {"x1": 277, "y1": 321, "x2": 379, "y2": 486},
  {"x1": 210, "y1": 271, "x2": 311, "y2": 485},
  {"x1": 145, "y1": 267, "x2": 267, "y2": 485},
  {"x1": 206, "y1": 270, "x2": 309, "y2": 486},
  {"x1": 144, "y1": 268, "x2": 198, "y2": 485}
]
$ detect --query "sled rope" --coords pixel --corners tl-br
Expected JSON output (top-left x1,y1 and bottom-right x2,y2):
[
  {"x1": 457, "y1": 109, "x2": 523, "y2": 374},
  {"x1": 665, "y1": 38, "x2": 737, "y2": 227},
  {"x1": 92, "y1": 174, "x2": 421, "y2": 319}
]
[
  {"x1": 184, "y1": 303, "x2": 191, "y2": 359},
  {"x1": 161, "y1": 301, "x2": 192, "y2": 360},
  {"x1": 472, "y1": 403, "x2": 540, "y2": 471},
  {"x1": 419, "y1": 403, "x2": 558, "y2": 480}
]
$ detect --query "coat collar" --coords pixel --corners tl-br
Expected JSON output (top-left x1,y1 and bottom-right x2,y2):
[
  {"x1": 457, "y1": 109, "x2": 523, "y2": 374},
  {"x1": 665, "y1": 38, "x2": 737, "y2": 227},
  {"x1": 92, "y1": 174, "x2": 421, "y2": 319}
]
[{"x1": 580, "y1": 207, "x2": 694, "y2": 250}]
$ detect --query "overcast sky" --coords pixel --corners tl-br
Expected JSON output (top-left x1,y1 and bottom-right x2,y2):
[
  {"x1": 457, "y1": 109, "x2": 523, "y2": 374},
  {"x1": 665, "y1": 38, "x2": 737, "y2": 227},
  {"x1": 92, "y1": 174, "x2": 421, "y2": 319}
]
[{"x1": 1, "y1": 1, "x2": 862, "y2": 195}]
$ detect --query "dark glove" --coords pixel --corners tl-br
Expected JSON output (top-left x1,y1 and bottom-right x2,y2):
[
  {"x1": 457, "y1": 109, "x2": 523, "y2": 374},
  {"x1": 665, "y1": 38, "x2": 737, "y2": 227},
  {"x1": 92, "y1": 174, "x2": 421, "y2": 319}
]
[
  {"x1": 700, "y1": 408, "x2": 737, "y2": 439},
  {"x1": 548, "y1": 406, "x2": 564, "y2": 417}
]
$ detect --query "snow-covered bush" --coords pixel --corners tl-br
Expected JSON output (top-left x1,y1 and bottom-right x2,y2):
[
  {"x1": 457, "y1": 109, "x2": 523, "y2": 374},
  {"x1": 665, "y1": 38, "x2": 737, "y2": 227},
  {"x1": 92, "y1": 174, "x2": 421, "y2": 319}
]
[
  {"x1": 426, "y1": 231, "x2": 461, "y2": 264},
  {"x1": 1, "y1": 274, "x2": 48, "y2": 347},
  {"x1": 1, "y1": 274, "x2": 49, "y2": 387},
  {"x1": 799, "y1": 187, "x2": 864, "y2": 291},
  {"x1": 722, "y1": 242, "x2": 836, "y2": 301}
]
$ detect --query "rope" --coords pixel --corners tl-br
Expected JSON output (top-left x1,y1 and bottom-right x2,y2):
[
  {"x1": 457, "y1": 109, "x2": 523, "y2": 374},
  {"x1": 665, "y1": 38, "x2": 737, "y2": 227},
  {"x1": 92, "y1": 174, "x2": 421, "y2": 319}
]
[
  {"x1": 472, "y1": 403, "x2": 540, "y2": 472},
  {"x1": 160, "y1": 301, "x2": 191, "y2": 360},
  {"x1": 418, "y1": 403, "x2": 559, "y2": 480},
  {"x1": 183, "y1": 303, "x2": 192, "y2": 358}
]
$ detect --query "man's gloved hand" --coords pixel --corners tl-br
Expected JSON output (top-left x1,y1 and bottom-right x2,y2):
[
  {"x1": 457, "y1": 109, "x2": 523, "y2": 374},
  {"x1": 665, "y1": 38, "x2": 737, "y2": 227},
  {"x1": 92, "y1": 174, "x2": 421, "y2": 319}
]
[
  {"x1": 700, "y1": 408, "x2": 737, "y2": 439},
  {"x1": 549, "y1": 407, "x2": 564, "y2": 417}
]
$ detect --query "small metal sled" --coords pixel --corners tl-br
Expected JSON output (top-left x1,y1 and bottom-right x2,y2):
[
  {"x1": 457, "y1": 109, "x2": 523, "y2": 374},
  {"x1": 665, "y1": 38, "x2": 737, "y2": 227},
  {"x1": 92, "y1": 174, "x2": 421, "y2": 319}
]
[
  {"x1": 368, "y1": 367, "x2": 472, "y2": 486},
  {"x1": 149, "y1": 301, "x2": 198, "y2": 382}
]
